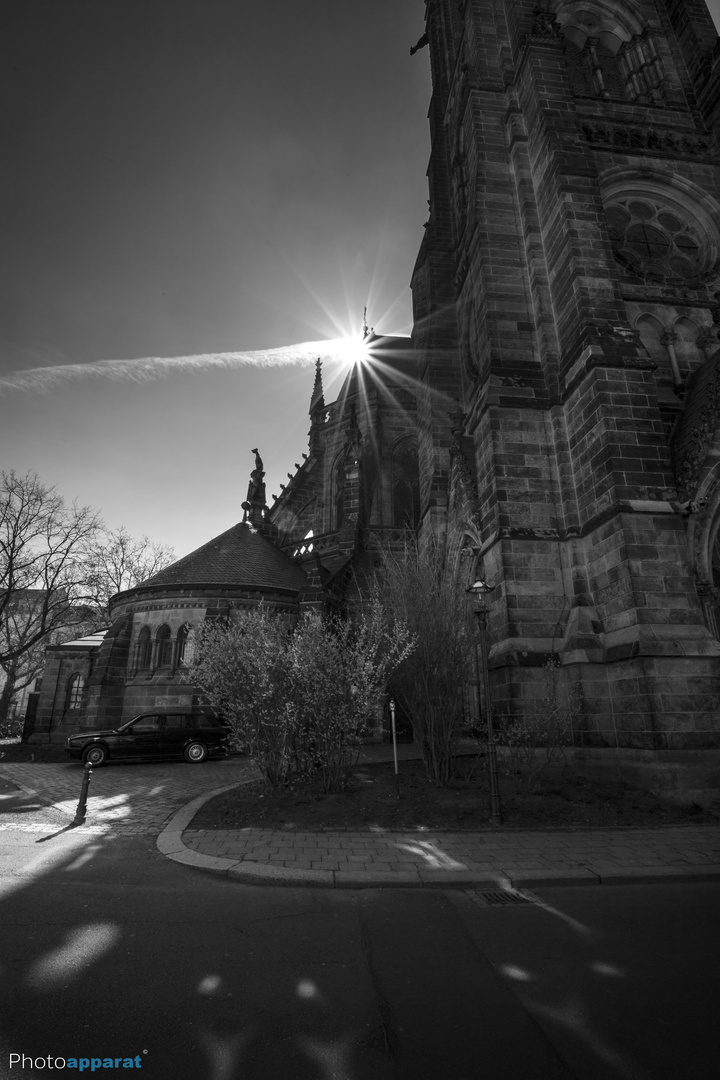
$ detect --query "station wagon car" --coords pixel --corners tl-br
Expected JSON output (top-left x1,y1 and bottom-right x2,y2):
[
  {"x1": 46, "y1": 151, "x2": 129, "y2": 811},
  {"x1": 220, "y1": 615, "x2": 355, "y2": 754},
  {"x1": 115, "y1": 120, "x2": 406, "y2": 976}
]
[{"x1": 64, "y1": 711, "x2": 229, "y2": 766}]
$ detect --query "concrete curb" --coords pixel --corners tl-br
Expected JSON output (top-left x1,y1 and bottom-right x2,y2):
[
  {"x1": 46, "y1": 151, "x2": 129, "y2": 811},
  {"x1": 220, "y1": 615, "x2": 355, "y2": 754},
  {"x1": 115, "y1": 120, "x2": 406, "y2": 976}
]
[{"x1": 156, "y1": 782, "x2": 720, "y2": 889}]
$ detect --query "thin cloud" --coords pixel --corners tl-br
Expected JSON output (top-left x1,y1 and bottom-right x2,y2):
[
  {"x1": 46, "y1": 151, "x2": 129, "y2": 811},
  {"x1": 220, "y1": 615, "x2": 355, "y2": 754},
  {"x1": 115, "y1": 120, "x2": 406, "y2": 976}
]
[{"x1": 0, "y1": 339, "x2": 352, "y2": 395}]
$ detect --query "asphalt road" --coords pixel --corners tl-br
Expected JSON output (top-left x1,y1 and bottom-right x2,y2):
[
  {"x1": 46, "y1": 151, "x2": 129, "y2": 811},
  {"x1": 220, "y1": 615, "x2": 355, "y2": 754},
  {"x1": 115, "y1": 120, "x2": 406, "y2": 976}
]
[{"x1": 0, "y1": 828, "x2": 718, "y2": 1080}]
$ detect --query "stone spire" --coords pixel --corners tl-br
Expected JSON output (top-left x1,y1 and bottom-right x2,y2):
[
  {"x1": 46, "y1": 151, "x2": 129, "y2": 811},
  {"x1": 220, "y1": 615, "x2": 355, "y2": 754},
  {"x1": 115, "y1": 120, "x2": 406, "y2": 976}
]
[
  {"x1": 241, "y1": 447, "x2": 266, "y2": 527},
  {"x1": 308, "y1": 358, "x2": 326, "y2": 457},
  {"x1": 309, "y1": 357, "x2": 325, "y2": 414}
]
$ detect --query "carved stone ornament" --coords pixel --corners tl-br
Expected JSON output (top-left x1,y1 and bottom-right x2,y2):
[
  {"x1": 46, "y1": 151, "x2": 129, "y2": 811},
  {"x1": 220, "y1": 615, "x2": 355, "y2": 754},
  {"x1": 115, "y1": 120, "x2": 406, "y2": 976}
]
[
  {"x1": 583, "y1": 122, "x2": 712, "y2": 161},
  {"x1": 530, "y1": 5, "x2": 563, "y2": 42},
  {"x1": 711, "y1": 291, "x2": 720, "y2": 336},
  {"x1": 454, "y1": 247, "x2": 470, "y2": 291},
  {"x1": 695, "y1": 579, "x2": 720, "y2": 605}
]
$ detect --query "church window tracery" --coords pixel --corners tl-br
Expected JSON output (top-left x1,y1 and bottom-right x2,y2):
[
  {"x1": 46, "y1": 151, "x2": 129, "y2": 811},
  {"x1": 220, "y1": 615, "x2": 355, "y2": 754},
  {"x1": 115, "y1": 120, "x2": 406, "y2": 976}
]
[{"x1": 607, "y1": 199, "x2": 705, "y2": 281}]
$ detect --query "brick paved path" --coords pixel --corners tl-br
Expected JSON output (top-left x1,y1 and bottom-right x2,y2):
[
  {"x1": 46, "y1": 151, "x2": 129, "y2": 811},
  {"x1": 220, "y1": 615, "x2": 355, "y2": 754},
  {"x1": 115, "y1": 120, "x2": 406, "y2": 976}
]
[
  {"x1": 0, "y1": 758, "x2": 256, "y2": 835},
  {"x1": 181, "y1": 823, "x2": 720, "y2": 886}
]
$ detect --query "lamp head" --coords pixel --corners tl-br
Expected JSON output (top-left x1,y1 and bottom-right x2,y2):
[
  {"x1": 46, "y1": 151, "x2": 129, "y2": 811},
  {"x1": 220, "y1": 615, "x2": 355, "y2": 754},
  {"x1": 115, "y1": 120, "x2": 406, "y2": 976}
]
[{"x1": 467, "y1": 578, "x2": 494, "y2": 596}]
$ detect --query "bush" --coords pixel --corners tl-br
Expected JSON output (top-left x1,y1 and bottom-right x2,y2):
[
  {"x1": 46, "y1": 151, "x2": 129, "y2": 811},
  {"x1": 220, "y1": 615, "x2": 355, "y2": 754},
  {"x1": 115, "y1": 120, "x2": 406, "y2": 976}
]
[
  {"x1": 191, "y1": 603, "x2": 414, "y2": 792},
  {"x1": 0, "y1": 716, "x2": 23, "y2": 740}
]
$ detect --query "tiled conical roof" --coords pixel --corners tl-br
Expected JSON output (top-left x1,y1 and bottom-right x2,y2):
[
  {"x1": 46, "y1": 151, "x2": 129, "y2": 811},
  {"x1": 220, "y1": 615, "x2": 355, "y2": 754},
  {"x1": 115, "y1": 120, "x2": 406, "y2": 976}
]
[{"x1": 138, "y1": 522, "x2": 306, "y2": 593}]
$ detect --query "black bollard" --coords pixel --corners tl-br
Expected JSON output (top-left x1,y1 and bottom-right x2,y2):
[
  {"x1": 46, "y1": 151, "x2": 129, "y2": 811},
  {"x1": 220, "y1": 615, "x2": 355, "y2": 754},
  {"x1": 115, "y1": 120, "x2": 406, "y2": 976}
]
[{"x1": 72, "y1": 763, "x2": 93, "y2": 825}]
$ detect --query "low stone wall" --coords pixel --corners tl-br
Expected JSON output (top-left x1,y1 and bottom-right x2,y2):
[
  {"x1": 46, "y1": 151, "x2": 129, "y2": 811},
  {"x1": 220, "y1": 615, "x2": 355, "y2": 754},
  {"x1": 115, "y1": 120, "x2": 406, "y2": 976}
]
[{"x1": 569, "y1": 747, "x2": 720, "y2": 807}]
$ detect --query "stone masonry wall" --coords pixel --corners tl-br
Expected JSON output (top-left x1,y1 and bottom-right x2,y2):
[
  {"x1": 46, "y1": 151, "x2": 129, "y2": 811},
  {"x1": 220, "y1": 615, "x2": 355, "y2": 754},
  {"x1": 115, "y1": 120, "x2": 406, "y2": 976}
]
[{"x1": 416, "y1": 0, "x2": 720, "y2": 746}]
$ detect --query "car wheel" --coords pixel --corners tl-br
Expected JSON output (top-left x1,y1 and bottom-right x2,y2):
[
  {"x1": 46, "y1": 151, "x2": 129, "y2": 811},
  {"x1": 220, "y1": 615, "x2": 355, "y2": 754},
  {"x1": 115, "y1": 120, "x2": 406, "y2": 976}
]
[
  {"x1": 184, "y1": 741, "x2": 208, "y2": 764},
  {"x1": 82, "y1": 744, "x2": 108, "y2": 767}
]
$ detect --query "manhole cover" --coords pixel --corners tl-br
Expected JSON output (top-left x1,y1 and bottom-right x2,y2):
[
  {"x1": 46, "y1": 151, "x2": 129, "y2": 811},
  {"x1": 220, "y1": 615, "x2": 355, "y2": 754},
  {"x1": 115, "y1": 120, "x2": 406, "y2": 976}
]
[{"x1": 465, "y1": 888, "x2": 539, "y2": 907}]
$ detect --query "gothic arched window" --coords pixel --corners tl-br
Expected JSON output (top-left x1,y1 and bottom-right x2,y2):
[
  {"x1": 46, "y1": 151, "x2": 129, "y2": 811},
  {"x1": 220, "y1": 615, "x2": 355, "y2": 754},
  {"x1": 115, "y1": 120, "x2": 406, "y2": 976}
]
[
  {"x1": 635, "y1": 312, "x2": 684, "y2": 412},
  {"x1": 136, "y1": 626, "x2": 152, "y2": 671},
  {"x1": 558, "y1": 4, "x2": 667, "y2": 104},
  {"x1": 635, "y1": 313, "x2": 666, "y2": 364},
  {"x1": 65, "y1": 673, "x2": 84, "y2": 712},
  {"x1": 334, "y1": 458, "x2": 346, "y2": 530},
  {"x1": 391, "y1": 447, "x2": 420, "y2": 531},
  {"x1": 564, "y1": 38, "x2": 626, "y2": 99},
  {"x1": 156, "y1": 625, "x2": 173, "y2": 668},
  {"x1": 673, "y1": 318, "x2": 702, "y2": 376},
  {"x1": 177, "y1": 625, "x2": 195, "y2": 667}
]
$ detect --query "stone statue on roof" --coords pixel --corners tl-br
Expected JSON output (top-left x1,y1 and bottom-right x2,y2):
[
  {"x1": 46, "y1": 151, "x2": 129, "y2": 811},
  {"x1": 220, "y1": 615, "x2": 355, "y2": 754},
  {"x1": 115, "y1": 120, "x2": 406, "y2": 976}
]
[{"x1": 242, "y1": 447, "x2": 266, "y2": 525}]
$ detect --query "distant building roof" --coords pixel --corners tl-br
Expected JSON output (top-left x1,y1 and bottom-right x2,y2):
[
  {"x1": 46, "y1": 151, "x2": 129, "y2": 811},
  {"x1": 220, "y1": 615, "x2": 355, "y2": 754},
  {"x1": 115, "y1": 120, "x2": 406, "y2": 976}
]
[
  {"x1": 129, "y1": 522, "x2": 307, "y2": 594},
  {"x1": 54, "y1": 630, "x2": 109, "y2": 650}
]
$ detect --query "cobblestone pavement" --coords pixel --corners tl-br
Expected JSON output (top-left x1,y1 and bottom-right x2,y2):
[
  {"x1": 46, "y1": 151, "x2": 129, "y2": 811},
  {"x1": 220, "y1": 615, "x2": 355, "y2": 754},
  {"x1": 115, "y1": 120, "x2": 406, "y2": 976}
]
[
  {"x1": 180, "y1": 823, "x2": 720, "y2": 887},
  {"x1": 0, "y1": 757, "x2": 256, "y2": 835}
]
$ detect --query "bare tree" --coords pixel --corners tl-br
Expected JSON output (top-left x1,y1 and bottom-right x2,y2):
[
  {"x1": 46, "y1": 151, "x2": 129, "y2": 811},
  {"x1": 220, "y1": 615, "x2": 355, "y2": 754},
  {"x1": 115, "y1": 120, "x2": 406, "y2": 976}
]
[
  {"x1": 84, "y1": 525, "x2": 175, "y2": 615},
  {"x1": 0, "y1": 470, "x2": 102, "y2": 720},
  {"x1": 375, "y1": 537, "x2": 474, "y2": 786}
]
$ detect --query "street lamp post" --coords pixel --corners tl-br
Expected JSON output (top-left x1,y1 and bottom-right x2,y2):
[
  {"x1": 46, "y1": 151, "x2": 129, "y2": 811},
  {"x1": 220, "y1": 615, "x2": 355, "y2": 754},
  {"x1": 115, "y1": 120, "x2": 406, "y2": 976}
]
[{"x1": 467, "y1": 578, "x2": 503, "y2": 825}]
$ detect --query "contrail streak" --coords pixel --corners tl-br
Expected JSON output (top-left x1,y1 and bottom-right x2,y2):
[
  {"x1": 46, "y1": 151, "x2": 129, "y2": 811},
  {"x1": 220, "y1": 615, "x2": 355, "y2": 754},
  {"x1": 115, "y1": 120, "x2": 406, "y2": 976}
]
[{"x1": 0, "y1": 339, "x2": 352, "y2": 396}]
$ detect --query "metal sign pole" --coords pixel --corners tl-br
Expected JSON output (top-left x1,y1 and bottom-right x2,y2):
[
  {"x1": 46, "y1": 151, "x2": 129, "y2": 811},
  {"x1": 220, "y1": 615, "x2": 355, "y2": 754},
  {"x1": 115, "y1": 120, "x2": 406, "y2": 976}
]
[{"x1": 389, "y1": 697, "x2": 400, "y2": 798}]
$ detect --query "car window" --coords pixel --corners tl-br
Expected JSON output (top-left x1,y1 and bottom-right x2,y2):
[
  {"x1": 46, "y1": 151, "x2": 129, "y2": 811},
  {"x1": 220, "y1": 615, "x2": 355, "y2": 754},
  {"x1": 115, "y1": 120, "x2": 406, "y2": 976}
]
[
  {"x1": 163, "y1": 715, "x2": 186, "y2": 731},
  {"x1": 193, "y1": 715, "x2": 218, "y2": 729},
  {"x1": 130, "y1": 715, "x2": 161, "y2": 734}
]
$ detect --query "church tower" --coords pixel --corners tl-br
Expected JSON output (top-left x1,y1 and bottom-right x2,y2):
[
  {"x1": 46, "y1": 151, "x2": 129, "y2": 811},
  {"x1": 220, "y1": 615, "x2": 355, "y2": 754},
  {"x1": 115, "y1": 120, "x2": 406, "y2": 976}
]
[{"x1": 412, "y1": 1, "x2": 720, "y2": 747}]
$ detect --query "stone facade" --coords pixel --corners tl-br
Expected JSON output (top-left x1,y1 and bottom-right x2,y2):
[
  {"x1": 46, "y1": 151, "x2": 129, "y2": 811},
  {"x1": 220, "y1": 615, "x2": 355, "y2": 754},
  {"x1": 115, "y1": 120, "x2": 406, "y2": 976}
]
[{"x1": 411, "y1": 0, "x2": 720, "y2": 748}]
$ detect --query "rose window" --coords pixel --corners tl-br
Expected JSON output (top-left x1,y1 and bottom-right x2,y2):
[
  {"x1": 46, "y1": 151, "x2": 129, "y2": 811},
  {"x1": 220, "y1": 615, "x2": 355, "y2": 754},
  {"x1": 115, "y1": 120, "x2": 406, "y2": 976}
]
[{"x1": 606, "y1": 199, "x2": 703, "y2": 281}]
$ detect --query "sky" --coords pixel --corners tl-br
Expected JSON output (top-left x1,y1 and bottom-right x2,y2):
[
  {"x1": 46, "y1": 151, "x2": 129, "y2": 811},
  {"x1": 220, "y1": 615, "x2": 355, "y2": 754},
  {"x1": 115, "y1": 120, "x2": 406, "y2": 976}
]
[
  {"x1": 2, "y1": 1, "x2": 720, "y2": 560},
  {"x1": 1, "y1": 0, "x2": 431, "y2": 556}
]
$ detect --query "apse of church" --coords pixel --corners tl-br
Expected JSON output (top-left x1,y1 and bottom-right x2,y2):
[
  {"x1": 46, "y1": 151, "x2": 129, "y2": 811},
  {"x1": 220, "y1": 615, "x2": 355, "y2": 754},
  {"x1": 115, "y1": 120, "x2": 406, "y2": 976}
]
[{"x1": 411, "y1": 0, "x2": 720, "y2": 747}]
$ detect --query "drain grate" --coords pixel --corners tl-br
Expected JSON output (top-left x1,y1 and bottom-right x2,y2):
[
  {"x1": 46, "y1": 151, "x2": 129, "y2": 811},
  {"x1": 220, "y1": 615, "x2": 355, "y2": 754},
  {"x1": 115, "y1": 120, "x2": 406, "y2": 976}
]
[{"x1": 465, "y1": 888, "x2": 539, "y2": 907}]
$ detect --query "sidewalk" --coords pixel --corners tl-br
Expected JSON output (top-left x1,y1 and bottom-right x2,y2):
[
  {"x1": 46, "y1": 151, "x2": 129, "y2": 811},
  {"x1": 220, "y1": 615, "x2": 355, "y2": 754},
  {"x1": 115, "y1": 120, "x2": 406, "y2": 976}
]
[
  {"x1": 3, "y1": 748, "x2": 720, "y2": 889},
  {"x1": 158, "y1": 743, "x2": 720, "y2": 889}
]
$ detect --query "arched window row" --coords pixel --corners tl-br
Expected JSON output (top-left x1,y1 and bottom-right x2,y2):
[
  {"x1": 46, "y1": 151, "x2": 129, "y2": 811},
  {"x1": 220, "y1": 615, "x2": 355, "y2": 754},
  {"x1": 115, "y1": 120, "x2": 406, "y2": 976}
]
[{"x1": 134, "y1": 623, "x2": 195, "y2": 672}]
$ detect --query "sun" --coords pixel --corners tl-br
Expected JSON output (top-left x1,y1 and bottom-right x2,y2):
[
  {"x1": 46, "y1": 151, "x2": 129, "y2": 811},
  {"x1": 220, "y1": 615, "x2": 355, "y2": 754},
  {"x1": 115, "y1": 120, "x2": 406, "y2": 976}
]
[{"x1": 336, "y1": 334, "x2": 371, "y2": 367}]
